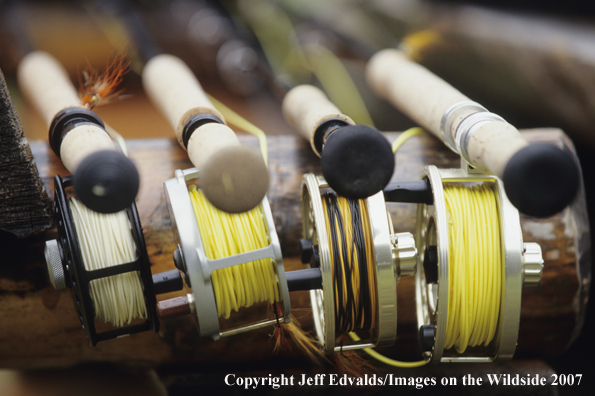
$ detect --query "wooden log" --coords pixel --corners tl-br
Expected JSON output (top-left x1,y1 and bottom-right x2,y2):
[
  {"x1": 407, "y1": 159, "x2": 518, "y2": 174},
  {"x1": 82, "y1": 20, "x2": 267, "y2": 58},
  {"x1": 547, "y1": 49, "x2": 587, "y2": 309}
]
[
  {"x1": 0, "y1": 130, "x2": 588, "y2": 369},
  {"x1": 0, "y1": 67, "x2": 53, "y2": 237}
]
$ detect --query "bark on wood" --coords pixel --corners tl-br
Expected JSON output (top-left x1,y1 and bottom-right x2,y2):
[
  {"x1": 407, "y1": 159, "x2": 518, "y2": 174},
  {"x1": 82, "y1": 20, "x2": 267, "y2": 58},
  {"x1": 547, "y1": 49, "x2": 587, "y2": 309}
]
[{"x1": 0, "y1": 67, "x2": 53, "y2": 237}]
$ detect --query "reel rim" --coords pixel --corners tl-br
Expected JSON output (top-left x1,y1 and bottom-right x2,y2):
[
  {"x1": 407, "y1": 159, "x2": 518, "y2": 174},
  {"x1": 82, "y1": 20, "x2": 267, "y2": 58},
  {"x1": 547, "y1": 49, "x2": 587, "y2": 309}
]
[
  {"x1": 415, "y1": 165, "x2": 524, "y2": 363},
  {"x1": 164, "y1": 167, "x2": 291, "y2": 340},
  {"x1": 301, "y1": 173, "x2": 397, "y2": 354},
  {"x1": 53, "y1": 174, "x2": 158, "y2": 347}
]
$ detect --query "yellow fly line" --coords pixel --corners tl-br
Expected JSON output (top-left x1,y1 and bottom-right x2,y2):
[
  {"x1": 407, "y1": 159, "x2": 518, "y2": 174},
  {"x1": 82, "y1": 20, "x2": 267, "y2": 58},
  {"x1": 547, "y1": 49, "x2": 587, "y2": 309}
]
[
  {"x1": 443, "y1": 182, "x2": 502, "y2": 353},
  {"x1": 188, "y1": 185, "x2": 279, "y2": 319}
]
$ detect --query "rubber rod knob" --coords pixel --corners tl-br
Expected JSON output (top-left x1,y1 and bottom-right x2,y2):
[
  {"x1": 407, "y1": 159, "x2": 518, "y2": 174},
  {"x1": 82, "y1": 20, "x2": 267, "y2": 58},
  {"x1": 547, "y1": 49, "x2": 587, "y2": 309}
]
[
  {"x1": 503, "y1": 143, "x2": 580, "y2": 217},
  {"x1": 321, "y1": 125, "x2": 395, "y2": 199},
  {"x1": 73, "y1": 150, "x2": 139, "y2": 213}
]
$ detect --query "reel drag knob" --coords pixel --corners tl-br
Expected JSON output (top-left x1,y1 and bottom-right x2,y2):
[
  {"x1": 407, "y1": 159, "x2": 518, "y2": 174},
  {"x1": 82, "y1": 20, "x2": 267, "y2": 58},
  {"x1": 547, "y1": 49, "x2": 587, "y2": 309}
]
[
  {"x1": 44, "y1": 239, "x2": 65, "y2": 290},
  {"x1": 391, "y1": 232, "x2": 418, "y2": 279},
  {"x1": 522, "y1": 243, "x2": 544, "y2": 286}
]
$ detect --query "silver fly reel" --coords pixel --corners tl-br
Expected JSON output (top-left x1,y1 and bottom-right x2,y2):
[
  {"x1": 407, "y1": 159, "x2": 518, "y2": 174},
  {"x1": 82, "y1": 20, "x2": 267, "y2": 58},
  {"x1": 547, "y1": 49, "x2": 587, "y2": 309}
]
[
  {"x1": 415, "y1": 161, "x2": 544, "y2": 364},
  {"x1": 164, "y1": 167, "x2": 291, "y2": 340},
  {"x1": 301, "y1": 173, "x2": 417, "y2": 354}
]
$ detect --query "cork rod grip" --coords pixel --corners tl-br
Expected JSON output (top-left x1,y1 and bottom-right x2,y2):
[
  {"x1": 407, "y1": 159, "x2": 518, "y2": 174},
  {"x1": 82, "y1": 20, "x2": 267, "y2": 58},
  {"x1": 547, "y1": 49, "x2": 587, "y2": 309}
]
[
  {"x1": 367, "y1": 49, "x2": 580, "y2": 217},
  {"x1": 366, "y1": 49, "x2": 529, "y2": 177},
  {"x1": 143, "y1": 53, "x2": 268, "y2": 213},
  {"x1": 142, "y1": 54, "x2": 225, "y2": 148},
  {"x1": 17, "y1": 51, "x2": 114, "y2": 174},
  {"x1": 282, "y1": 85, "x2": 354, "y2": 156},
  {"x1": 186, "y1": 123, "x2": 240, "y2": 171},
  {"x1": 17, "y1": 51, "x2": 81, "y2": 125}
]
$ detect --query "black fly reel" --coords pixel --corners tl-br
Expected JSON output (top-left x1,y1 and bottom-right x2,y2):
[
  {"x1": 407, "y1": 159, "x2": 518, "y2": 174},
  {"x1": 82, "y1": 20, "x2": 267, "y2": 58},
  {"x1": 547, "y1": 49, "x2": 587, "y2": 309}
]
[{"x1": 47, "y1": 175, "x2": 159, "y2": 346}]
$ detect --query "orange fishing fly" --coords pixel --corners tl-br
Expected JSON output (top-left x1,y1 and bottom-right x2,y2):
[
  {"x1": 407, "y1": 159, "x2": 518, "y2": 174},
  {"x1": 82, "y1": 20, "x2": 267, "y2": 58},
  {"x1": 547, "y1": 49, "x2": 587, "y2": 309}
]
[{"x1": 79, "y1": 52, "x2": 130, "y2": 109}]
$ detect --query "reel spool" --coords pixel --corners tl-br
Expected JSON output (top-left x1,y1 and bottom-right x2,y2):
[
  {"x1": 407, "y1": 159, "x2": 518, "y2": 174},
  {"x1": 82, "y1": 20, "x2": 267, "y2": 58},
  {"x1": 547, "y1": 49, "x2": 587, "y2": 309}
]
[
  {"x1": 44, "y1": 175, "x2": 162, "y2": 346},
  {"x1": 300, "y1": 173, "x2": 417, "y2": 354},
  {"x1": 160, "y1": 168, "x2": 291, "y2": 340},
  {"x1": 415, "y1": 161, "x2": 544, "y2": 364}
]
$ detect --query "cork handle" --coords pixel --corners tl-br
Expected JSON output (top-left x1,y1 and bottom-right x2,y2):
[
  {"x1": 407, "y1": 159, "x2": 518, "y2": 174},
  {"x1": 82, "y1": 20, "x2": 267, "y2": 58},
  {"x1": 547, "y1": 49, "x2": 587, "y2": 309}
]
[
  {"x1": 367, "y1": 49, "x2": 580, "y2": 217},
  {"x1": 366, "y1": 49, "x2": 529, "y2": 177},
  {"x1": 60, "y1": 124, "x2": 115, "y2": 173},
  {"x1": 17, "y1": 51, "x2": 115, "y2": 174},
  {"x1": 17, "y1": 51, "x2": 81, "y2": 125},
  {"x1": 142, "y1": 54, "x2": 225, "y2": 149},
  {"x1": 142, "y1": 54, "x2": 269, "y2": 213},
  {"x1": 282, "y1": 85, "x2": 354, "y2": 156},
  {"x1": 186, "y1": 123, "x2": 240, "y2": 170},
  {"x1": 466, "y1": 121, "x2": 528, "y2": 178},
  {"x1": 366, "y1": 49, "x2": 473, "y2": 138}
]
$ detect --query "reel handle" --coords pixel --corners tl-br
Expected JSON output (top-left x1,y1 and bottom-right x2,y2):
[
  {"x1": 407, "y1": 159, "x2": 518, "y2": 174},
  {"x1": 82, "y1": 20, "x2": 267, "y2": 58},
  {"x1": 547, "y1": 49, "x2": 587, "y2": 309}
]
[
  {"x1": 366, "y1": 49, "x2": 579, "y2": 217},
  {"x1": 282, "y1": 85, "x2": 394, "y2": 199},
  {"x1": 143, "y1": 54, "x2": 268, "y2": 213},
  {"x1": 18, "y1": 51, "x2": 139, "y2": 213}
]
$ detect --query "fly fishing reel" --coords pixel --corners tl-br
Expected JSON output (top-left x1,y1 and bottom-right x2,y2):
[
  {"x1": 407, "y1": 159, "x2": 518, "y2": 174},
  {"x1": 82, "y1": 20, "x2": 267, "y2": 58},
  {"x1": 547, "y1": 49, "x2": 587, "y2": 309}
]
[
  {"x1": 415, "y1": 161, "x2": 544, "y2": 364},
  {"x1": 300, "y1": 174, "x2": 417, "y2": 354},
  {"x1": 44, "y1": 175, "x2": 162, "y2": 346},
  {"x1": 160, "y1": 167, "x2": 292, "y2": 340}
]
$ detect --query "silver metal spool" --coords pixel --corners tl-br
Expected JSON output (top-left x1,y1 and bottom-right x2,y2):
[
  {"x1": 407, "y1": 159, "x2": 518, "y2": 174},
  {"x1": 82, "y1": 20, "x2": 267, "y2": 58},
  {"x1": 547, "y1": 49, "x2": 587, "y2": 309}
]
[
  {"x1": 301, "y1": 173, "x2": 397, "y2": 354},
  {"x1": 164, "y1": 167, "x2": 291, "y2": 341},
  {"x1": 415, "y1": 163, "x2": 528, "y2": 364}
]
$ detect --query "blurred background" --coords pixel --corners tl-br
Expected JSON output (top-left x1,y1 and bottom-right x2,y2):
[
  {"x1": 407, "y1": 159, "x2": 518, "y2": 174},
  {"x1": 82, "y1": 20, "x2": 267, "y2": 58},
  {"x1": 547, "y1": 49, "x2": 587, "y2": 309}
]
[{"x1": 1, "y1": 0, "x2": 595, "y2": 394}]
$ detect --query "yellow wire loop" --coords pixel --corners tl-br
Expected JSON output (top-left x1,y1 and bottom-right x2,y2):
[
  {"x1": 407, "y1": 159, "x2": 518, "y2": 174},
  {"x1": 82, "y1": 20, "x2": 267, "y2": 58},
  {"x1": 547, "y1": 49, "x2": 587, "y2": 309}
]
[
  {"x1": 348, "y1": 332, "x2": 428, "y2": 368},
  {"x1": 208, "y1": 94, "x2": 268, "y2": 167},
  {"x1": 392, "y1": 127, "x2": 425, "y2": 153},
  {"x1": 188, "y1": 185, "x2": 279, "y2": 319},
  {"x1": 443, "y1": 183, "x2": 502, "y2": 353},
  {"x1": 303, "y1": 44, "x2": 375, "y2": 127}
]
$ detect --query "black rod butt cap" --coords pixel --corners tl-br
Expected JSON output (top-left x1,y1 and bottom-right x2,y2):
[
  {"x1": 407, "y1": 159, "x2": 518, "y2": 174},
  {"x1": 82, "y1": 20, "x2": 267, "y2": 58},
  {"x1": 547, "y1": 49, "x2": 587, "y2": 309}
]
[
  {"x1": 503, "y1": 143, "x2": 580, "y2": 218},
  {"x1": 73, "y1": 150, "x2": 139, "y2": 214},
  {"x1": 321, "y1": 125, "x2": 394, "y2": 199}
]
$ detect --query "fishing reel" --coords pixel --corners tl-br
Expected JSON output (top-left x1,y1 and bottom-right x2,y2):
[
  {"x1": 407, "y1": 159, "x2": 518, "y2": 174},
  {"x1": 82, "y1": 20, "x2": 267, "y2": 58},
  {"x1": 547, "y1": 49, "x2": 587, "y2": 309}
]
[
  {"x1": 44, "y1": 175, "x2": 165, "y2": 346},
  {"x1": 160, "y1": 167, "x2": 292, "y2": 340},
  {"x1": 415, "y1": 160, "x2": 544, "y2": 364},
  {"x1": 299, "y1": 174, "x2": 418, "y2": 354}
]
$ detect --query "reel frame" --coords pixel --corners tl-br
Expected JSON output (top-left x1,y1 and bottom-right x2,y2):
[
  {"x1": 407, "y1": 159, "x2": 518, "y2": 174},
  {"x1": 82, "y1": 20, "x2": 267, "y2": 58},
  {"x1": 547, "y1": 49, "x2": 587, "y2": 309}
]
[
  {"x1": 415, "y1": 161, "x2": 528, "y2": 364},
  {"x1": 164, "y1": 167, "x2": 291, "y2": 341},
  {"x1": 51, "y1": 175, "x2": 159, "y2": 346},
  {"x1": 301, "y1": 173, "x2": 397, "y2": 354}
]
